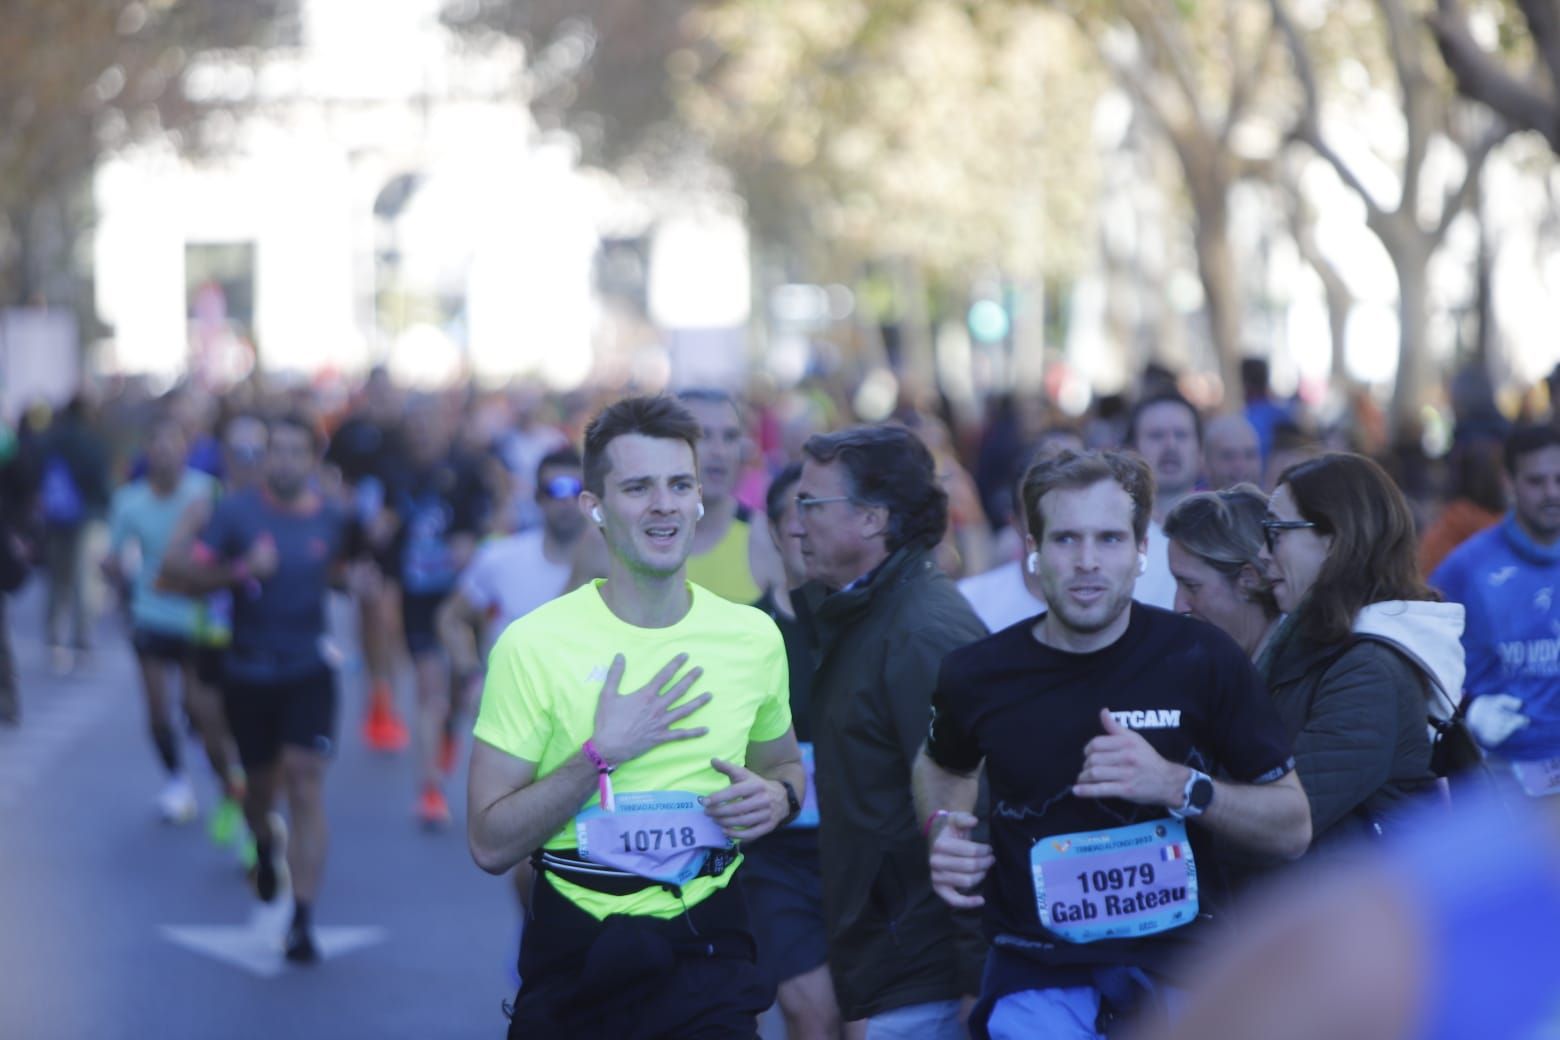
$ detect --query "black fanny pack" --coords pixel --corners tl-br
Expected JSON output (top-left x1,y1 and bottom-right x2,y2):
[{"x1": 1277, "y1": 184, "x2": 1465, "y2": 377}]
[{"x1": 533, "y1": 846, "x2": 740, "y2": 897}]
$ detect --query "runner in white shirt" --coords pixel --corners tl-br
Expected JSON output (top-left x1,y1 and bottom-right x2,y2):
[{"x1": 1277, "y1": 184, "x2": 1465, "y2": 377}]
[{"x1": 438, "y1": 448, "x2": 587, "y2": 681}]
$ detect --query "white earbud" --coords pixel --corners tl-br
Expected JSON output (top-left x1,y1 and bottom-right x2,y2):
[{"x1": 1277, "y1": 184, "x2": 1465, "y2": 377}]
[
  {"x1": 1025, "y1": 551, "x2": 1040, "y2": 576},
  {"x1": 696, "y1": 502, "x2": 705, "y2": 521},
  {"x1": 1137, "y1": 552, "x2": 1148, "y2": 576},
  {"x1": 591, "y1": 507, "x2": 604, "y2": 525}
]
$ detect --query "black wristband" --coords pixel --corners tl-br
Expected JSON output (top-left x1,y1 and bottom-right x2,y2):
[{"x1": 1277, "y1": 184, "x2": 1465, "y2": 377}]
[{"x1": 777, "y1": 778, "x2": 802, "y2": 826}]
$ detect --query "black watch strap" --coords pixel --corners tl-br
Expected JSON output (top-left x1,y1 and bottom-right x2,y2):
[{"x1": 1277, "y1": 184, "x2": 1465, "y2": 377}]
[{"x1": 778, "y1": 779, "x2": 802, "y2": 825}]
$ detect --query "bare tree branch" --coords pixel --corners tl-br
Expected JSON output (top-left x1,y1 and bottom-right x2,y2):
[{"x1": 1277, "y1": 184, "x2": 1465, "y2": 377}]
[
  {"x1": 1518, "y1": 0, "x2": 1560, "y2": 106},
  {"x1": 1269, "y1": 0, "x2": 1387, "y2": 219},
  {"x1": 1223, "y1": 15, "x2": 1277, "y2": 145},
  {"x1": 1378, "y1": 0, "x2": 1433, "y2": 217},
  {"x1": 1101, "y1": 36, "x2": 1190, "y2": 156},
  {"x1": 1431, "y1": 0, "x2": 1560, "y2": 152},
  {"x1": 1434, "y1": 121, "x2": 1508, "y2": 241},
  {"x1": 1121, "y1": 0, "x2": 1207, "y2": 128}
]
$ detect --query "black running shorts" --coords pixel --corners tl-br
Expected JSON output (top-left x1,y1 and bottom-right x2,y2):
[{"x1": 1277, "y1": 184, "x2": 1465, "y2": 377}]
[
  {"x1": 400, "y1": 592, "x2": 443, "y2": 658},
  {"x1": 132, "y1": 628, "x2": 195, "y2": 665},
  {"x1": 222, "y1": 669, "x2": 338, "y2": 768}
]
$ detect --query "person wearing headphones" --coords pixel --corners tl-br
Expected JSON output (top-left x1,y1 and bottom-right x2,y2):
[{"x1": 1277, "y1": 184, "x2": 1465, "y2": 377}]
[
  {"x1": 913, "y1": 450, "x2": 1311, "y2": 1039},
  {"x1": 467, "y1": 395, "x2": 805, "y2": 1038}
]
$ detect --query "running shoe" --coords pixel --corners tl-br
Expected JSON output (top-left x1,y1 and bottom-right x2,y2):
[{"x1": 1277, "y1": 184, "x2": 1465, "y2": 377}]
[
  {"x1": 249, "y1": 812, "x2": 290, "y2": 903},
  {"x1": 438, "y1": 732, "x2": 459, "y2": 776},
  {"x1": 158, "y1": 775, "x2": 198, "y2": 824},
  {"x1": 237, "y1": 828, "x2": 257, "y2": 872},
  {"x1": 208, "y1": 797, "x2": 243, "y2": 848},
  {"x1": 416, "y1": 785, "x2": 451, "y2": 829},
  {"x1": 363, "y1": 689, "x2": 409, "y2": 752},
  {"x1": 284, "y1": 920, "x2": 319, "y2": 964}
]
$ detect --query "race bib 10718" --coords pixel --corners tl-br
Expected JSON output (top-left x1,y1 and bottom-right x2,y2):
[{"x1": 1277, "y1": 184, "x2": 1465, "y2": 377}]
[
  {"x1": 1030, "y1": 818, "x2": 1199, "y2": 944},
  {"x1": 575, "y1": 790, "x2": 732, "y2": 885}
]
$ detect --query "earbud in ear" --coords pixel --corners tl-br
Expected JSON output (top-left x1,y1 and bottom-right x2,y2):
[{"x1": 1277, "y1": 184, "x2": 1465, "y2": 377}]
[
  {"x1": 591, "y1": 507, "x2": 604, "y2": 525},
  {"x1": 696, "y1": 502, "x2": 705, "y2": 521},
  {"x1": 1025, "y1": 551, "x2": 1040, "y2": 576},
  {"x1": 1137, "y1": 552, "x2": 1148, "y2": 576}
]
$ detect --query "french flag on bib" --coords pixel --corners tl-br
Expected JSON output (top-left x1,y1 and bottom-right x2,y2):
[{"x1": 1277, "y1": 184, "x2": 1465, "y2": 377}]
[{"x1": 1161, "y1": 844, "x2": 1185, "y2": 862}]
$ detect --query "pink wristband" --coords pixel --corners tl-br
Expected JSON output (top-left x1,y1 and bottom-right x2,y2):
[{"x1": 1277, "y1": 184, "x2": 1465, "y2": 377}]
[
  {"x1": 923, "y1": 809, "x2": 951, "y2": 838},
  {"x1": 582, "y1": 740, "x2": 616, "y2": 812}
]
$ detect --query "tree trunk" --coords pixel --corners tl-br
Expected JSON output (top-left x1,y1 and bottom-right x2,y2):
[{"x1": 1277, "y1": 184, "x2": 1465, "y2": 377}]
[
  {"x1": 1389, "y1": 229, "x2": 1435, "y2": 435},
  {"x1": 892, "y1": 257, "x2": 937, "y2": 400},
  {"x1": 1190, "y1": 186, "x2": 1244, "y2": 407},
  {"x1": 1473, "y1": 203, "x2": 1496, "y2": 367}
]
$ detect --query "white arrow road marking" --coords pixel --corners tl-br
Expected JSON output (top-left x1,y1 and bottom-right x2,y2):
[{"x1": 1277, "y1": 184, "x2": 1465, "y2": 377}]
[{"x1": 162, "y1": 900, "x2": 386, "y2": 977}]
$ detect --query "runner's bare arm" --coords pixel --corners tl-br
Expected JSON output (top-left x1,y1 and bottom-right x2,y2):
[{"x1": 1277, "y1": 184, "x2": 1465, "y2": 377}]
[
  {"x1": 704, "y1": 729, "x2": 805, "y2": 841},
  {"x1": 912, "y1": 741, "x2": 982, "y2": 830},
  {"x1": 467, "y1": 740, "x2": 597, "y2": 874},
  {"x1": 153, "y1": 494, "x2": 214, "y2": 593},
  {"x1": 162, "y1": 533, "x2": 274, "y2": 596},
  {"x1": 745, "y1": 511, "x2": 787, "y2": 600},
  {"x1": 1187, "y1": 770, "x2": 1310, "y2": 860},
  {"x1": 436, "y1": 591, "x2": 486, "y2": 677},
  {"x1": 913, "y1": 744, "x2": 993, "y2": 909},
  {"x1": 1073, "y1": 709, "x2": 1311, "y2": 860}
]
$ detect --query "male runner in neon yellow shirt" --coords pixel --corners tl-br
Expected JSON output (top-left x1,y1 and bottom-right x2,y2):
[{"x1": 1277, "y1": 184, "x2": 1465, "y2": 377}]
[{"x1": 468, "y1": 394, "x2": 806, "y2": 1038}]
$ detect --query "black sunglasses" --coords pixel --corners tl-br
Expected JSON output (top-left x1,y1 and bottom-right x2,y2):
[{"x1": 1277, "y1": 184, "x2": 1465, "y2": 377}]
[{"x1": 1260, "y1": 518, "x2": 1318, "y2": 551}]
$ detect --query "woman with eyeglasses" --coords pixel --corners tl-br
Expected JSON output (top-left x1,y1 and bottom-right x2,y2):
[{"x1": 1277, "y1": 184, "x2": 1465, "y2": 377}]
[
  {"x1": 1163, "y1": 484, "x2": 1282, "y2": 664},
  {"x1": 1255, "y1": 453, "x2": 1465, "y2": 856}
]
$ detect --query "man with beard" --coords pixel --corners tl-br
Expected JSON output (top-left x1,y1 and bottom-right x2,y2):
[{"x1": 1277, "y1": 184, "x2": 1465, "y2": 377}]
[
  {"x1": 1125, "y1": 393, "x2": 1201, "y2": 610},
  {"x1": 468, "y1": 395, "x2": 805, "y2": 1038},
  {"x1": 678, "y1": 389, "x2": 785, "y2": 605},
  {"x1": 172, "y1": 413, "x2": 363, "y2": 963},
  {"x1": 914, "y1": 450, "x2": 1310, "y2": 1038},
  {"x1": 1433, "y1": 424, "x2": 1560, "y2": 779}
]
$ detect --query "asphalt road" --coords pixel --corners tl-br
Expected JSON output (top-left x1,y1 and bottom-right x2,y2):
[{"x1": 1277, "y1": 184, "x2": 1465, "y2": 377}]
[{"x1": 0, "y1": 582, "x2": 518, "y2": 1040}]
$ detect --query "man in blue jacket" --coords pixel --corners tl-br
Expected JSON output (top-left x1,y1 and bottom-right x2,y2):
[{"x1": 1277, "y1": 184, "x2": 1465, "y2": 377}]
[{"x1": 1433, "y1": 424, "x2": 1560, "y2": 787}]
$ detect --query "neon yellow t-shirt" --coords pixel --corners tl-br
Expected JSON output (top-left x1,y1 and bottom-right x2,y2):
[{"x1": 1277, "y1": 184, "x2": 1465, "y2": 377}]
[{"x1": 473, "y1": 579, "x2": 792, "y2": 920}]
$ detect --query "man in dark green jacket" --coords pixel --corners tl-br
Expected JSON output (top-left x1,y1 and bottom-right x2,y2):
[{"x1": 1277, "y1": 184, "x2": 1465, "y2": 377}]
[{"x1": 788, "y1": 424, "x2": 988, "y2": 1037}]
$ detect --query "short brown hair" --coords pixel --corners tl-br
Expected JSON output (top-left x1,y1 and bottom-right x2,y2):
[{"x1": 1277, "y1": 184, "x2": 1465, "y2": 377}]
[
  {"x1": 1163, "y1": 485, "x2": 1279, "y2": 619},
  {"x1": 1277, "y1": 452, "x2": 1436, "y2": 643},
  {"x1": 1022, "y1": 450, "x2": 1154, "y2": 545},
  {"x1": 582, "y1": 396, "x2": 700, "y2": 495}
]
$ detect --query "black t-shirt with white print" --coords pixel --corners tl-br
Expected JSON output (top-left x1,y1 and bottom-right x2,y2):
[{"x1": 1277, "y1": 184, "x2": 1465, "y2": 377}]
[{"x1": 926, "y1": 602, "x2": 1294, "y2": 978}]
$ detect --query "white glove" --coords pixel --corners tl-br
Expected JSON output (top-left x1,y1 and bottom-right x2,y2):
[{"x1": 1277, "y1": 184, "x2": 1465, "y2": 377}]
[{"x1": 1465, "y1": 694, "x2": 1530, "y2": 749}]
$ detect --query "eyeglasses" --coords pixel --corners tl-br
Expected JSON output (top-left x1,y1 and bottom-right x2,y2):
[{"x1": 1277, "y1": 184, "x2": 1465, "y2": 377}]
[
  {"x1": 541, "y1": 475, "x2": 584, "y2": 500},
  {"x1": 1260, "y1": 518, "x2": 1318, "y2": 551},
  {"x1": 794, "y1": 494, "x2": 854, "y2": 513}
]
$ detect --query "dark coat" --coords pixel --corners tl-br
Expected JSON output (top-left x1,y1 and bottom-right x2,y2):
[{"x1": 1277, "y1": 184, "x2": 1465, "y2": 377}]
[
  {"x1": 1259, "y1": 620, "x2": 1438, "y2": 855},
  {"x1": 38, "y1": 415, "x2": 110, "y2": 517},
  {"x1": 795, "y1": 545, "x2": 988, "y2": 1021}
]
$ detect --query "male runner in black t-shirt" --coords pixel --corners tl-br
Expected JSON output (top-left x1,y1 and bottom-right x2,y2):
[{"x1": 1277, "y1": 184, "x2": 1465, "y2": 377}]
[{"x1": 913, "y1": 450, "x2": 1311, "y2": 1039}]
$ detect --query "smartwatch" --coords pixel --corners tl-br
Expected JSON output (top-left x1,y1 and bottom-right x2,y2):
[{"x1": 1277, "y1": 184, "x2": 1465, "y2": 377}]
[
  {"x1": 1170, "y1": 769, "x2": 1214, "y2": 820},
  {"x1": 777, "y1": 779, "x2": 803, "y2": 826}
]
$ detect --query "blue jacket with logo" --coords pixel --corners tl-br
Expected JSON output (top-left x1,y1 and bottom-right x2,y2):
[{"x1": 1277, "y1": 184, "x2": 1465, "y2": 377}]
[{"x1": 1432, "y1": 515, "x2": 1560, "y2": 759}]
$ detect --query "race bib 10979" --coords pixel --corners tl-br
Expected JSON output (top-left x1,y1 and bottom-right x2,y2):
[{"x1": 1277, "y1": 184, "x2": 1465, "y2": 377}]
[
  {"x1": 1513, "y1": 757, "x2": 1560, "y2": 798},
  {"x1": 1030, "y1": 818, "x2": 1199, "y2": 944}
]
